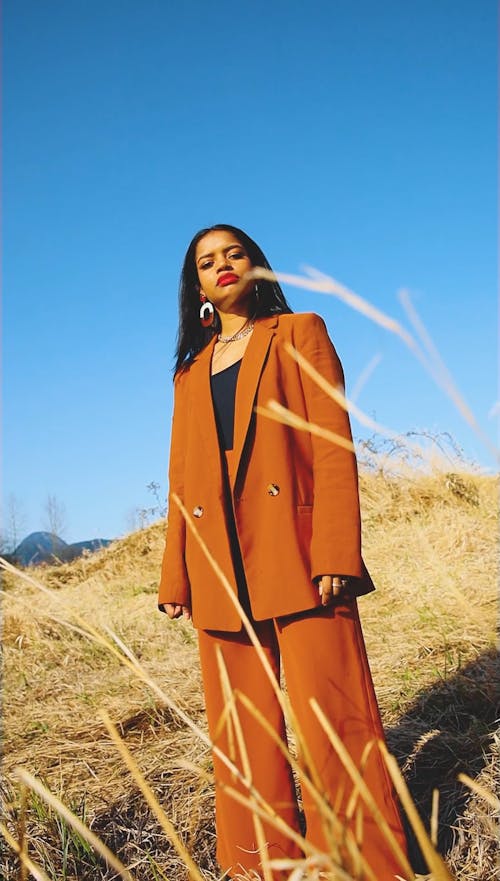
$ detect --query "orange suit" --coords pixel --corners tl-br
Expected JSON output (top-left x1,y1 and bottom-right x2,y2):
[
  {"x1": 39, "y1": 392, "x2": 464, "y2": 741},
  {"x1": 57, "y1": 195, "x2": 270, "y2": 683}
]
[{"x1": 158, "y1": 313, "x2": 410, "y2": 879}]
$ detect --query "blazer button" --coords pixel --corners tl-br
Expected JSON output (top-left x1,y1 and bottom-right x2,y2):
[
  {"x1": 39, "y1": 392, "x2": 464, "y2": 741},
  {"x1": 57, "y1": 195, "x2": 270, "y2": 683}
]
[
  {"x1": 193, "y1": 506, "x2": 204, "y2": 518},
  {"x1": 267, "y1": 484, "x2": 280, "y2": 496}
]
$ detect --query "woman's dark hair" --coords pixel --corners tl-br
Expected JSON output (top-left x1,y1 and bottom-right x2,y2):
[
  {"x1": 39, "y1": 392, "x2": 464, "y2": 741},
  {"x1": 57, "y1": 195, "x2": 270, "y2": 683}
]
[{"x1": 174, "y1": 224, "x2": 293, "y2": 373}]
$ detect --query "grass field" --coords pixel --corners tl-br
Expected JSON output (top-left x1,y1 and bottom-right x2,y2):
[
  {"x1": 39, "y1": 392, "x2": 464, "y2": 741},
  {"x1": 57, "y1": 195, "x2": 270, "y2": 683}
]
[{"x1": 1, "y1": 465, "x2": 498, "y2": 880}]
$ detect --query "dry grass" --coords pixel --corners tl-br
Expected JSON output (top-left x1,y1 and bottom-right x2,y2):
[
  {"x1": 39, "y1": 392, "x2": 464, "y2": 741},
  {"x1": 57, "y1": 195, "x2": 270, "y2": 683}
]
[{"x1": 1, "y1": 465, "x2": 498, "y2": 880}]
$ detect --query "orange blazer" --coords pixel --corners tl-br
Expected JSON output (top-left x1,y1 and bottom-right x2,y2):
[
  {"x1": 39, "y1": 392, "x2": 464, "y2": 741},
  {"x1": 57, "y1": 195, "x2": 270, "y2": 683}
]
[{"x1": 158, "y1": 312, "x2": 374, "y2": 631}]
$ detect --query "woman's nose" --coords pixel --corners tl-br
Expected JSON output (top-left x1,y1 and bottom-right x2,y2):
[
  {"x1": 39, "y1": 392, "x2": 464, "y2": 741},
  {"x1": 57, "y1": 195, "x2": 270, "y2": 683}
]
[{"x1": 216, "y1": 253, "x2": 232, "y2": 271}]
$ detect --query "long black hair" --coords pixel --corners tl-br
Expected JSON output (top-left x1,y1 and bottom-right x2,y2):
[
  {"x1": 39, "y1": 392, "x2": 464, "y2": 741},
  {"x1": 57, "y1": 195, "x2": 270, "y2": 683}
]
[{"x1": 174, "y1": 224, "x2": 293, "y2": 374}]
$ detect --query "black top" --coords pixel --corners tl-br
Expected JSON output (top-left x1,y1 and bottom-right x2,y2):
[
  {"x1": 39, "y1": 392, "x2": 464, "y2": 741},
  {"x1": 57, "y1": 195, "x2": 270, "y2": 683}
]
[{"x1": 210, "y1": 359, "x2": 242, "y2": 451}]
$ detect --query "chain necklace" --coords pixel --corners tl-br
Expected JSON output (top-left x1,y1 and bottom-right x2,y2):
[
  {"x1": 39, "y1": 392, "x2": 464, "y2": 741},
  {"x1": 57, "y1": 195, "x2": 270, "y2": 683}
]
[{"x1": 217, "y1": 320, "x2": 255, "y2": 344}]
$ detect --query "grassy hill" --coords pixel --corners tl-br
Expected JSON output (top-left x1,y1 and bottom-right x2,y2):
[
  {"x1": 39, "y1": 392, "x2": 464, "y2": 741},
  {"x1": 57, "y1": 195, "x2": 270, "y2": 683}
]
[{"x1": 1, "y1": 468, "x2": 498, "y2": 880}]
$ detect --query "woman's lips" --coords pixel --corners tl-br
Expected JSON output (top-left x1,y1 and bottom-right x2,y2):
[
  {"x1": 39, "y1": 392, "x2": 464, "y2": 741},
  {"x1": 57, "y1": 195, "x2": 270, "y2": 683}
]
[{"x1": 217, "y1": 273, "x2": 239, "y2": 286}]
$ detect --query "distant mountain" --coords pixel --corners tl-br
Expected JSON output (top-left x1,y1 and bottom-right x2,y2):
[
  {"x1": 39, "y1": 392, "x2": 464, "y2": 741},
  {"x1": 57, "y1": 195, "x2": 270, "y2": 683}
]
[
  {"x1": 70, "y1": 539, "x2": 112, "y2": 554},
  {"x1": 8, "y1": 531, "x2": 112, "y2": 566}
]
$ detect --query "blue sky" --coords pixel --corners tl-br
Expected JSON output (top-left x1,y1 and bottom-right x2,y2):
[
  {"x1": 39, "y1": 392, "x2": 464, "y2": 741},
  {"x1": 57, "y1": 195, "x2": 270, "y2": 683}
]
[{"x1": 3, "y1": 0, "x2": 497, "y2": 544}]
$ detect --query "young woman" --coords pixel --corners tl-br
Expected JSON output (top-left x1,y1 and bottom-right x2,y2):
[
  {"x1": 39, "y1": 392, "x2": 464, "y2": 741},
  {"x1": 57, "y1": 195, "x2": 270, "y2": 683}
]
[{"x1": 158, "y1": 224, "x2": 410, "y2": 880}]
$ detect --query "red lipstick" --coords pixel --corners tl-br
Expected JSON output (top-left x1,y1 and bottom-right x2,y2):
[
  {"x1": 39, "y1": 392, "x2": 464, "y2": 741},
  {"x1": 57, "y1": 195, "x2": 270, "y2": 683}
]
[{"x1": 217, "y1": 273, "x2": 239, "y2": 287}]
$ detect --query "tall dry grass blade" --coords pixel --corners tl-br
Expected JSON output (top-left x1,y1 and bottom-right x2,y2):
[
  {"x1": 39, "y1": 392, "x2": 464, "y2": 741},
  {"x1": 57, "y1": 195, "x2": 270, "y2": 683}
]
[
  {"x1": 284, "y1": 342, "x2": 466, "y2": 470},
  {"x1": 171, "y1": 495, "x2": 286, "y2": 703},
  {"x1": 344, "y1": 740, "x2": 376, "y2": 826},
  {"x1": 214, "y1": 783, "x2": 321, "y2": 872},
  {"x1": 258, "y1": 363, "x2": 452, "y2": 474},
  {"x1": 174, "y1": 759, "x2": 214, "y2": 786},
  {"x1": 254, "y1": 402, "x2": 356, "y2": 452},
  {"x1": 431, "y1": 789, "x2": 440, "y2": 847},
  {"x1": 234, "y1": 689, "x2": 325, "y2": 814},
  {"x1": 252, "y1": 265, "x2": 498, "y2": 459},
  {"x1": 12, "y1": 769, "x2": 136, "y2": 881},
  {"x1": 214, "y1": 646, "x2": 238, "y2": 770},
  {"x1": 176, "y1": 751, "x2": 316, "y2": 867},
  {"x1": 19, "y1": 782, "x2": 28, "y2": 881},
  {"x1": 219, "y1": 783, "x2": 380, "y2": 881},
  {"x1": 214, "y1": 648, "x2": 273, "y2": 881},
  {"x1": 268, "y1": 855, "x2": 356, "y2": 881},
  {"x1": 0, "y1": 821, "x2": 52, "y2": 881},
  {"x1": 398, "y1": 288, "x2": 498, "y2": 459},
  {"x1": 457, "y1": 772, "x2": 500, "y2": 811},
  {"x1": 250, "y1": 267, "x2": 428, "y2": 364},
  {"x1": 101, "y1": 624, "x2": 143, "y2": 665},
  {"x1": 377, "y1": 741, "x2": 455, "y2": 881},
  {"x1": 236, "y1": 690, "x2": 378, "y2": 878},
  {"x1": 255, "y1": 402, "x2": 401, "y2": 476},
  {"x1": 99, "y1": 710, "x2": 206, "y2": 881},
  {"x1": 350, "y1": 354, "x2": 383, "y2": 403},
  {"x1": 282, "y1": 342, "x2": 433, "y2": 462},
  {"x1": 310, "y1": 700, "x2": 413, "y2": 880}
]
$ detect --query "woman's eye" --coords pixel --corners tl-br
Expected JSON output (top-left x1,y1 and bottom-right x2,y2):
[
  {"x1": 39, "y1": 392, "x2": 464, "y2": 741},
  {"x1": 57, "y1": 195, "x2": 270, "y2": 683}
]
[
  {"x1": 200, "y1": 261, "x2": 213, "y2": 270},
  {"x1": 229, "y1": 250, "x2": 245, "y2": 260}
]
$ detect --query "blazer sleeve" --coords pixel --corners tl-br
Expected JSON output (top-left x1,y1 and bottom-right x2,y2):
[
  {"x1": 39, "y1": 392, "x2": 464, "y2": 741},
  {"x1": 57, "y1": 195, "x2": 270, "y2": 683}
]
[
  {"x1": 158, "y1": 370, "x2": 191, "y2": 610},
  {"x1": 292, "y1": 313, "x2": 364, "y2": 582}
]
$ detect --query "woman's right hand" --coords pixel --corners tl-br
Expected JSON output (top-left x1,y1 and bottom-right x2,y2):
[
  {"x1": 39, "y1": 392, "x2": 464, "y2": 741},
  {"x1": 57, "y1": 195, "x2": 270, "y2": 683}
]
[{"x1": 162, "y1": 603, "x2": 191, "y2": 621}]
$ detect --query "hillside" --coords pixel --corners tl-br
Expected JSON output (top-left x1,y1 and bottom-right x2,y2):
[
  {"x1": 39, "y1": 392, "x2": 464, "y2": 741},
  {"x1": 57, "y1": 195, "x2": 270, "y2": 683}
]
[{"x1": 1, "y1": 469, "x2": 498, "y2": 881}]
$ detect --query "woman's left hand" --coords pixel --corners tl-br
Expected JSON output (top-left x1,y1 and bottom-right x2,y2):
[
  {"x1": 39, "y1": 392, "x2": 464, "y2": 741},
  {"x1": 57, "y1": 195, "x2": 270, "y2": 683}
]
[{"x1": 318, "y1": 575, "x2": 349, "y2": 605}]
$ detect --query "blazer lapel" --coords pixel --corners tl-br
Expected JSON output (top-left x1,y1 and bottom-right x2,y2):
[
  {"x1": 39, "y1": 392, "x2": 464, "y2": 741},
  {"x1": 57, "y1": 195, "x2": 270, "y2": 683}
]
[
  {"x1": 189, "y1": 334, "x2": 221, "y2": 469},
  {"x1": 231, "y1": 315, "x2": 277, "y2": 488},
  {"x1": 188, "y1": 316, "x2": 278, "y2": 491}
]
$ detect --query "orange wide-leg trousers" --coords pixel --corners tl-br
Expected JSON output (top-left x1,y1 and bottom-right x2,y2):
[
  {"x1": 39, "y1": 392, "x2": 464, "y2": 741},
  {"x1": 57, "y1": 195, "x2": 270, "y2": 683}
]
[{"x1": 197, "y1": 602, "x2": 410, "y2": 881}]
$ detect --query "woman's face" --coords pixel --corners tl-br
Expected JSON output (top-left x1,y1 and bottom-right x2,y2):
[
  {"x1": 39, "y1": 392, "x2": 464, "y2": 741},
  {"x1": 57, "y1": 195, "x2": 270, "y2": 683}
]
[{"x1": 195, "y1": 229, "x2": 255, "y2": 315}]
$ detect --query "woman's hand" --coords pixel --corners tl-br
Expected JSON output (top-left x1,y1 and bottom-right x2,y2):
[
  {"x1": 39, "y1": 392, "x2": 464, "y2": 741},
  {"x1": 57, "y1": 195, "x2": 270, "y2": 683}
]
[
  {"x1": 162, "y1": 603, "x2": 191, "y2": 621},
  {"x1": 318, "y1": 575, "x2": 349, "y2": 605}
]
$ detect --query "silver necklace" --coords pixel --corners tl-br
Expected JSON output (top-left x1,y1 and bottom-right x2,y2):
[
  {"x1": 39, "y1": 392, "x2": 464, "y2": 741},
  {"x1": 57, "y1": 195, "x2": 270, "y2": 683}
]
[{"x1": 217, "y1": 321, "x2": 255, "y2": 344}]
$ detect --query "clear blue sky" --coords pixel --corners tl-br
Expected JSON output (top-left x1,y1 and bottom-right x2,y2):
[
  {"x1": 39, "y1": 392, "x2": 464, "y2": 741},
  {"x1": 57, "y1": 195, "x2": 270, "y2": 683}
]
[{"x1": 3, "y1": 0, "x2": 497, "y2": 544}]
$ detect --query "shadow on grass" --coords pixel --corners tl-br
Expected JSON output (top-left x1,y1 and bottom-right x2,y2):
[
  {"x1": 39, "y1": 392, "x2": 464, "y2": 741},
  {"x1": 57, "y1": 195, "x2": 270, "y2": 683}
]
[
  {"x1": 386, "y1": 647, "x2": 500, "y2": 872},
  {"x1": 90, "y1": 773, "x2": 217, "y2": 881}
]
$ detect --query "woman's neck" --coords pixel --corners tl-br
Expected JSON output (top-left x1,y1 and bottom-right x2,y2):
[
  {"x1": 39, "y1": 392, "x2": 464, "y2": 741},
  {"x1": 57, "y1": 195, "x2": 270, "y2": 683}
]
[{"x1": 218, "y1": 309, "x2": 252, "y2": 337}]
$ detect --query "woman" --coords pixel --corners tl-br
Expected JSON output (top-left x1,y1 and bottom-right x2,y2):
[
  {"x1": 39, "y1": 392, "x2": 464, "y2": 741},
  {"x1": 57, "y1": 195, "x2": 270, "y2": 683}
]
[{"x1": 158, "y1": 224, "x2": 410, "y2": 880}]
